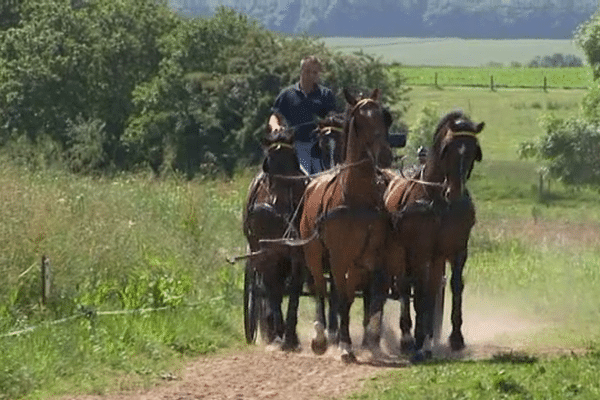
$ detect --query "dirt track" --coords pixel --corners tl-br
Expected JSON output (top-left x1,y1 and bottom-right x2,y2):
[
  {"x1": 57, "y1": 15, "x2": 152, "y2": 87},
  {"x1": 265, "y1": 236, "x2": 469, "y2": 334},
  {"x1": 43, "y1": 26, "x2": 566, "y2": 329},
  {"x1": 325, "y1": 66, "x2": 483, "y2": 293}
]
[{"x1": 57, "y1": 293, "x2": 583, "y2": 400}]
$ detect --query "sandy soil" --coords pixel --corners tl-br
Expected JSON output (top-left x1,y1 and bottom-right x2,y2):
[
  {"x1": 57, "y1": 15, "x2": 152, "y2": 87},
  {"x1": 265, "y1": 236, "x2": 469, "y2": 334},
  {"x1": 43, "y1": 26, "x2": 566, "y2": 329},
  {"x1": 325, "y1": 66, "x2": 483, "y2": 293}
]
[{"x1": 57, "y1": 291, "x2": 583, "y2": 400}]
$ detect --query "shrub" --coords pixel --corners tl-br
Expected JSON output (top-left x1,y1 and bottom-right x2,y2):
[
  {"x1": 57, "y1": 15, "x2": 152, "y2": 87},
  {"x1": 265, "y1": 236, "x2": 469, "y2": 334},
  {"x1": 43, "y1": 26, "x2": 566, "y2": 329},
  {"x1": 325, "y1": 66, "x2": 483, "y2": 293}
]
[{"x1": 519, "y1": 115, "x2": 600, "y2": 186}]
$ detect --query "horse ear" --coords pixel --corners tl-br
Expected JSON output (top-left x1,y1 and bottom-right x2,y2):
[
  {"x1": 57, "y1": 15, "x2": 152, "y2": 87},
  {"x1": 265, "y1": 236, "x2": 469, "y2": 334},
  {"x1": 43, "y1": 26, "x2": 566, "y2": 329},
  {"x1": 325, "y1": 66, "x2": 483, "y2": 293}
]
[
  {"x1": 475, "y1": 145, "x2": 482, "y2": 162},
  {"x1": 370, "y1": 88, "x2": 381, "y2": 101},
  {"x1": 343, "y1": 88, "x2": 357, "y2": 106},
  {"x1": 475, "y1": 122, "x2": 485, "y2": 133}
]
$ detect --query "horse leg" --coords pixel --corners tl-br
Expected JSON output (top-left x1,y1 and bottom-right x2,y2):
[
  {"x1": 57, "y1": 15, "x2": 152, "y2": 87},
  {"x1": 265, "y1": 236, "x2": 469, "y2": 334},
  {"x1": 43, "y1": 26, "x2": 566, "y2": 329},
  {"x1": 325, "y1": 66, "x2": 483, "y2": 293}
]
[
  {"x1": 330, "y1": 257, "x2": 356, "y2": 363},
  {"x1": 327, "y1": 277, "x2": 340, "y2": 345},
  {"x1": 449, "y1": 250, "x2": 467, "y2": 351},
  {"x1": 265, "y1": 279, "x2": 284, "y2": 344},
  {"x1": 304, "y1": 240, "x2": 329, "y2": 355},
  {"x1": 411, "y1": 263, "x2": 435, "y2": 362},
  {"x1": 282, "y1": 256, "x2": 303, "y2": 351},
  {"x1": 337, "y1": 291, "x2": 356, "y2": 363},
  {"x1": 361, "y1": 285, "x2": 371, "y2": 348},
  {"x1": 363, "y1": 267, "x2": 387, "y2": 354},
  {"x1": 399, "y1": 278, "x2": 414, "y2": 352}
]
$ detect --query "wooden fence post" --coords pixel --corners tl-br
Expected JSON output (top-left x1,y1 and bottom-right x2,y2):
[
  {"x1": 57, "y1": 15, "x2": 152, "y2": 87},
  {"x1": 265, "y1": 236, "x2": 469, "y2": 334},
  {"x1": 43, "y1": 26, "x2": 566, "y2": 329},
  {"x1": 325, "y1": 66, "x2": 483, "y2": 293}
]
[
  {"x1": 490, "y1": 75, "x2": 494, "y2": 91},
  {"x1": 434, "y1": 72, "x2": 438, "y2": 88},
  {"x1": 543, "y1": 76, "x2": 547, "y2": 92},
  {"x1": 41, "y1": 255, "x2": 51, "y2": 305}
]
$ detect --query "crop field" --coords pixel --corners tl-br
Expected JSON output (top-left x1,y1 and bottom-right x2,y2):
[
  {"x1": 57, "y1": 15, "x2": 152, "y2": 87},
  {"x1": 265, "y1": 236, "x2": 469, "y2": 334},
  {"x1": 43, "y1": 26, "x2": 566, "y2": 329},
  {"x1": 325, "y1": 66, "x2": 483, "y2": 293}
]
[
  {"x1": 321, "y1": 37, "x2": 587, "y2": 67},
  {"x1": 394, "y1": 66, "x2": 592, "y2": 89}
]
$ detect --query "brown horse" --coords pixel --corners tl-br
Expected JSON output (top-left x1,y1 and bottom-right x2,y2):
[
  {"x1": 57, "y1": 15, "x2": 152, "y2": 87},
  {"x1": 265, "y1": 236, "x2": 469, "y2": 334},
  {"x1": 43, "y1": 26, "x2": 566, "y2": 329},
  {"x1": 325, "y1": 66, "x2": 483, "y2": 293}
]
[
  {"x1": 311, "y1": 103, "x2": 397, "y2": 347},
  {"x1": 243, "y1": 128, "x2": 308, "y2": 350},
  {"x1": 384, "y1": 110, "x2": 484, "y2": 361},
  {"x1": 299, "y1": 88, "x2": 393, "y2": 362}
]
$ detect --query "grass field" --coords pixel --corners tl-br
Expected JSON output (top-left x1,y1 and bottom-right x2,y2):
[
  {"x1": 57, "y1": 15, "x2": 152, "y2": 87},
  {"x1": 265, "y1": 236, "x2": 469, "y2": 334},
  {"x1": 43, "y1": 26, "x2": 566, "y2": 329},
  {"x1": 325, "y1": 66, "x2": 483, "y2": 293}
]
[
  {"x1": 1, "y1": 84, "x2": 600, "y2": 399},
  {"x1": 401, "y1": 86, "x2": 585, "y2": 162},
  {"x1": 395, "y1": 66, "x2": 592, "y2": 89},
  {"x1": 321, "y1": 37, "x2": 587, "y2": 67}
]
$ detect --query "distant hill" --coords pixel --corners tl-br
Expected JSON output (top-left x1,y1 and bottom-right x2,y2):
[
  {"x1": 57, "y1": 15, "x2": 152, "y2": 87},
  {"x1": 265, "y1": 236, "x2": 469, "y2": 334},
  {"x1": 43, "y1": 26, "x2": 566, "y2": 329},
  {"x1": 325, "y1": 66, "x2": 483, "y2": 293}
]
[{"x1": 170, "y1": 0, "x2": 598, "y2": 39}]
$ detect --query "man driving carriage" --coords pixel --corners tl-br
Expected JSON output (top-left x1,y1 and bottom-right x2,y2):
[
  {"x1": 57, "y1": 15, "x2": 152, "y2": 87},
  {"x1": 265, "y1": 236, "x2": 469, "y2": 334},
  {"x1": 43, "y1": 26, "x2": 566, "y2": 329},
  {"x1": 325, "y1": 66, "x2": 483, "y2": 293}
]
[{"x1": 268, "y1": 56, "x2": 338, "y2": 175}]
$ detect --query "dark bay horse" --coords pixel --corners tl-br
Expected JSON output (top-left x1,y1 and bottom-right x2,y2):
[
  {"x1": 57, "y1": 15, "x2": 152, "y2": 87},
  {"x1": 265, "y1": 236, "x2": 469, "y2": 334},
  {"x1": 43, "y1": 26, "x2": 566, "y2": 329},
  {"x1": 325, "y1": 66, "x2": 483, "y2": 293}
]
[
  {"x1": 299, "y1": 88, "x2": 393, "y2": 362},
  {"x1": 384, "y1": 111, "x2": 484, "y2": 360},
  {"x1": 243, "y1": 128, "x2": 308, "y2": 350}
]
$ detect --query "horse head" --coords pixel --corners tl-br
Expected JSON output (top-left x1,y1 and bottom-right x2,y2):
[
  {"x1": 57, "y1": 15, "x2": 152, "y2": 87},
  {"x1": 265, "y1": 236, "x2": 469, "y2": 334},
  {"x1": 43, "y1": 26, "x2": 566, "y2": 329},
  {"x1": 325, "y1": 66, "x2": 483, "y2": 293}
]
[
  {"x1": 429, "y1": 111, "x2": 484, "y2": 200},
  {"x1": 314, "y1": 111, "x2": 346, "y2": 167},
  {"x1": 261, "y1": 128, "x2": 302, "y2": 175},
  {"x1": 343, "y1": 88, "x2": 393, "y2": 168}
]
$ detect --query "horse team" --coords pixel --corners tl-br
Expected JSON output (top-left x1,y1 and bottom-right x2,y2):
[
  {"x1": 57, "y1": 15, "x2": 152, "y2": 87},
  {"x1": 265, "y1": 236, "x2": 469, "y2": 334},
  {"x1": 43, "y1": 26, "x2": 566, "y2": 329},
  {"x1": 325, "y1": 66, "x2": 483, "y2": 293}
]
[{"x1": 242, "y1": 87, "x2": 485, "y2": 363}]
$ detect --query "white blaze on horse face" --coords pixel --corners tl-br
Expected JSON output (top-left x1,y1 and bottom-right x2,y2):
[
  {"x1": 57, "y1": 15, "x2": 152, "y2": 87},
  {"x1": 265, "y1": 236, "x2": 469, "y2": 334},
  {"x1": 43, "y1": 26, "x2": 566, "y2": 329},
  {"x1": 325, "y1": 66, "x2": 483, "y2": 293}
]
[{"x1": 458, "y1": 144, "x2": 466, "y2": 156}]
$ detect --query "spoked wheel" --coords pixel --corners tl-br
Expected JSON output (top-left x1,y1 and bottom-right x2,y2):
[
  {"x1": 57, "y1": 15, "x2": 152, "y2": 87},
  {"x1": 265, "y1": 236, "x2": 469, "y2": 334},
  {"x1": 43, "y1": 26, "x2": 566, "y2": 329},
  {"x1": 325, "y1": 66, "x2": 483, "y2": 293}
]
[
  {"x1": 432, "y1": 275, "x2": 447, "y2": 345},
  {"x1": 244, "y1": 260, "x2": 261, "y2": 344}
]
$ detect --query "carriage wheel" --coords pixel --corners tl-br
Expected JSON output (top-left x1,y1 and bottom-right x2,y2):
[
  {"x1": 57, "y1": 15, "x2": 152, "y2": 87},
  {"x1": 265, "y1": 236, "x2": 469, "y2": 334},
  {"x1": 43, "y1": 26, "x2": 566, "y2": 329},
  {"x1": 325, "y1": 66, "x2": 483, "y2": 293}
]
[
  {"x1": 244, "y1": 261, "x2": 260, "y2": 344},
  {"x1": 432, "y1": 275, "x2": 446, "y2": 345}
]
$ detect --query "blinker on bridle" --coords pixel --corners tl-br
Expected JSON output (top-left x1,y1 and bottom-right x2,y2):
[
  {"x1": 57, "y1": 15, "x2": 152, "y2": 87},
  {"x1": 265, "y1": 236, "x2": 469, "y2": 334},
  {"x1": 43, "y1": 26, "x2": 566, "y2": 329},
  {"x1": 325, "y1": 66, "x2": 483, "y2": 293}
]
[{"x1": 268, "y1": 142, "x2": 294, "y2": 151}]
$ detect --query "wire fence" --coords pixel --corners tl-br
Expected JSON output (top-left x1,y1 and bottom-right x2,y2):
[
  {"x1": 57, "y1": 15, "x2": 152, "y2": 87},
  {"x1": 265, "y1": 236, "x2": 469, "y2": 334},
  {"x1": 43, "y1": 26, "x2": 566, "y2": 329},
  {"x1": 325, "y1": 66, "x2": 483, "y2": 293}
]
[
  {"x1": 0, "y1": 303, "x2": 205, "y2": 339},
  {"x1": 405, "y1": 71, "x2": 589, "y2": 91},
  {"x1": 0, "y1": 255, "x2": 206, "y2": 340}
]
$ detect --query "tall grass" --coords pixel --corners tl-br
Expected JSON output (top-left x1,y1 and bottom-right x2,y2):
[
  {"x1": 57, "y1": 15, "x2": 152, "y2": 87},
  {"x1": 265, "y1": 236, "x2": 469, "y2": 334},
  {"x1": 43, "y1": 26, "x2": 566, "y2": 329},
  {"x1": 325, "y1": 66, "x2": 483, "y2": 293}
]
[{"x1": 0, "y1": 160, "x2": 253, "y2": 399}]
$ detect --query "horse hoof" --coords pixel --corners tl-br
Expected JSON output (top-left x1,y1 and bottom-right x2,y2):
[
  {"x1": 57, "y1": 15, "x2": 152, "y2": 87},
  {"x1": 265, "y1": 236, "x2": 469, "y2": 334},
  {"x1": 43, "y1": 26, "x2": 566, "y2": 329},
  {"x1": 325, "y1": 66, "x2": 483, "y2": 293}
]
[
  {"x1": 281, "y1": 337, "x2": 301, "y2": 352},
  {"x1": 400, "y1": 335, "x2": 415, "y2": 353},
  {"x1": 311, "y1": 338, "x2": 328, "y2": 355},
  {"x1": 449, "y1": 331, "x2": 465, "y2": 351},
  {"x1": 341, "y1": 349, "x2": 356, "y2": 364},
  {"x1": 311, "y1": 322, "x2": 327, "y2": 355},
  {"x1": 328, "y1": 330, "x2": 340, "y2": 346},
  {"x1": 410, "y1": 350, "x2": 432, "y2": 364}
]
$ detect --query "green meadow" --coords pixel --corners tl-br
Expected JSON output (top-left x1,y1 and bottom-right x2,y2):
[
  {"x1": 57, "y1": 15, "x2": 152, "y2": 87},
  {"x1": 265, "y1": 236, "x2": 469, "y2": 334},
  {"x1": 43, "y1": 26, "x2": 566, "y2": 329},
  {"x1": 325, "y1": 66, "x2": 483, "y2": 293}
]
[
  {"x1": 322, "y1": 37, "x2": 586, "y2": 67},
  {"x1": 395, "y1": 66, "x2": 592, "y2": 88},
  {"x1": 2, "y1": 78, "x2": 600, "y2": 399}
]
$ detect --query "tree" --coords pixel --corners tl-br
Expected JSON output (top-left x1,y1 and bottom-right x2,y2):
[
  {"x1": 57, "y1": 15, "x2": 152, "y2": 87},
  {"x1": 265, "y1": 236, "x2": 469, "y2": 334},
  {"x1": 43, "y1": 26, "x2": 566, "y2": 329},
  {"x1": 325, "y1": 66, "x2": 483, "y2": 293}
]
[
  {"x1": 576, "y1": 10, "x2": 600, "y2": 79},
  {"x1": 0, "y1": 0, "x2": 179, "y2": 169}
]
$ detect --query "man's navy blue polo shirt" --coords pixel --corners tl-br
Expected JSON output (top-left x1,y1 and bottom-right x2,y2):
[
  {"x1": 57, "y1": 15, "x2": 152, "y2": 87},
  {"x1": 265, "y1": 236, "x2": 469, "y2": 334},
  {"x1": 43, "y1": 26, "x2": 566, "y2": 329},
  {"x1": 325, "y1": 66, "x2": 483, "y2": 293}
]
[{"x1": 272, "y1": 83, "x2": 337, "y2": 143}]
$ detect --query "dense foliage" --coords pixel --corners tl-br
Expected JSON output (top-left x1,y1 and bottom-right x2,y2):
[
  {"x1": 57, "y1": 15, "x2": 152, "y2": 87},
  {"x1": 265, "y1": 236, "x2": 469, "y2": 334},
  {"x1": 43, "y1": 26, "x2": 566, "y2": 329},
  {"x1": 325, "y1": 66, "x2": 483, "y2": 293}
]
[
  {"x1": 527, "y1": 53, "x2": 583, "y2": 67},
  {"x1": 576, "y1": 10, "x2": 600, "y2": 80},
  {"x1": 518, "y1": 7, "x2": 600, "y2": 186},
  {"x1": 519, "y1": 115, "x2": 600, "y2": 185},
  {"x1": 0, "y1": 0, "x2": 407, "y2": 177}
]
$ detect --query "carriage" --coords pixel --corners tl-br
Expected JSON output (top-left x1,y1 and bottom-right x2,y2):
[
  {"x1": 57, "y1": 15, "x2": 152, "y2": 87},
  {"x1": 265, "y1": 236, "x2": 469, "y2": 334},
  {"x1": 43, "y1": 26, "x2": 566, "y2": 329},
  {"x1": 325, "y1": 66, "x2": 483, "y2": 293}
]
[{"x1": 230, "y1": 88, "x2": 484, "y2": 362}]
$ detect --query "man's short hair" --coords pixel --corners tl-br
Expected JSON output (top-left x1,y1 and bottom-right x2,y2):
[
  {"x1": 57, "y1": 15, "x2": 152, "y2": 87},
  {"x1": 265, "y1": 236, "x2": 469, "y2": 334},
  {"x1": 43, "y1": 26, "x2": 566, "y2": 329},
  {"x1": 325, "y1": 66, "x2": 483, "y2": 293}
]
[{"x1": 301, "y1": 56, "x2": 322, "y2": 71}]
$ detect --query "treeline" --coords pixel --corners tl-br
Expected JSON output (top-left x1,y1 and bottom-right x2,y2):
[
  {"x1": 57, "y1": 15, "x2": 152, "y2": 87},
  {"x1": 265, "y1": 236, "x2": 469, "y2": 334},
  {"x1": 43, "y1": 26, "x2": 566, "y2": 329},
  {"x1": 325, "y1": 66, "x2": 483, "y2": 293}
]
[{"x1": 0, "y1": 0, "x2": 407, "y2": 177}]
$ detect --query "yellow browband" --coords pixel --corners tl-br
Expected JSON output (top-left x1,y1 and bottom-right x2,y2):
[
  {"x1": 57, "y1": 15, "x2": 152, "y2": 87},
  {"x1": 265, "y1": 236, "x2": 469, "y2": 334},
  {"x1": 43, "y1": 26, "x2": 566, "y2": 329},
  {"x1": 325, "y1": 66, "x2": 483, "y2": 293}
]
[
  {"x1": 268, "y1": 142, "x2": 294, "y2": 151},
  {"x1": 351, "y1": 98, "x2": 378, "y2": 114},
  {"x1": 449, "y1": 130, "x2": 479, "y2": 138}
]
